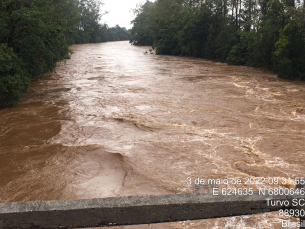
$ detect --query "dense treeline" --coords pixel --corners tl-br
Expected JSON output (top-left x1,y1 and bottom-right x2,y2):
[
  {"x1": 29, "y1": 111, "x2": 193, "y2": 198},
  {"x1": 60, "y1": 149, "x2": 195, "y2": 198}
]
[
  {"x1": 130, "y1": 0, "x2": 305, "y2": 80},
  {"x1": 107, "y1": 25, "x2": 132, "y2": 41},
  {"x1": 0, "y1": 0, "x2": 130, "y2": 107}
]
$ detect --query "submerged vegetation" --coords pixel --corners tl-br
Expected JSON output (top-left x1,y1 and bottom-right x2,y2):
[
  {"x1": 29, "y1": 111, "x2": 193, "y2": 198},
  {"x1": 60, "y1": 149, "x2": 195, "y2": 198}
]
[
  {"x1": 130, "y1": 0, "x2": 305, "y2": 80},
  {"x1": 0, "y1": 0, "x2": 130, "y2": 107}
]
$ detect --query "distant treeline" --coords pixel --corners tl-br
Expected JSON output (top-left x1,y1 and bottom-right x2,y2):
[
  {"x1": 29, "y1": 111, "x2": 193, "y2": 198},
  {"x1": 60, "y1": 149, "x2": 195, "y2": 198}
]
[
  {"x1": 0, "y1": 0, "x2": 130, "y2": 107},
  {"x1": 130, "y1": 0, "x2": 305, "y2": 80},
  {"x1": 106, "y1": 25, "x2": 132, "y2": 41}
]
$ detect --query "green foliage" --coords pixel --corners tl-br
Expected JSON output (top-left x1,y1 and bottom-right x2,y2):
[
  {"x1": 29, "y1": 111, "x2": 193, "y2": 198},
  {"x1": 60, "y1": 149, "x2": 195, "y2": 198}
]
[
  {"x1": 227, "y1": 43, "x2": 247, "y2": 65},
  {"x1": 130, "y1": 1, "x2": 154, "y2": 45},
  {"x1": 131, "y1": 0, "x2": 305, "y2": 80},
  {"x1": 149, "y1": 0, "x2": 184, "y2": 55},
  {"x1": 227, "y1": 0, "x2": 287, "y2": 68},
  {"x1": 227, "y1": 31, "x2": 256, "y2": 65},
  {"x1": 0, "y1": 44, "x2": 29, "y2": 107},
  {"x1": 0, "y1": 0, "x2": 131, "y2": 107},
  {"x1": 273, "y1": 18, "x2": 305, "y2": 80},
  {"x1": 107, "y1": 25, "x2": 131, "y2": 41},
  {"x1": 131, "y1": 0, "x2": 239, "y2": 59}
]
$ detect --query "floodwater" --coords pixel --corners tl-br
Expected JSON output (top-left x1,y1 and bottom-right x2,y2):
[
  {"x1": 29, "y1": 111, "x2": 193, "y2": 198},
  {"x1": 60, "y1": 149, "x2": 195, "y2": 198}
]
[{"x1": 1, "y1": 41, "x2": 305, "y2": 228}]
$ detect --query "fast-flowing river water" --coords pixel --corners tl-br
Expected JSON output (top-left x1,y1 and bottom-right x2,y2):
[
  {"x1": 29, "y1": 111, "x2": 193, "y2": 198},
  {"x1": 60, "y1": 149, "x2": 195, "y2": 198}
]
[{"x1": 1, "y1": 41, "x2": 305, "y2": 228}]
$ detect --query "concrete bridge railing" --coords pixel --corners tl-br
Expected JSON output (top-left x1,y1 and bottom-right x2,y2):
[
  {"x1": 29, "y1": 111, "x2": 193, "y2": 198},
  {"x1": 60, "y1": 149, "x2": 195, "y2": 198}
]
[{"x1": 1, "y1": 186, "x2": 305, "y2": 229}]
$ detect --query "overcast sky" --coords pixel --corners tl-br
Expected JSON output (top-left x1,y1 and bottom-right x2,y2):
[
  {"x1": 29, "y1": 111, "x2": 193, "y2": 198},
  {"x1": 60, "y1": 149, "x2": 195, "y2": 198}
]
[{"x1": 101, "y1": 0, "x2": 151, "y2": 29}]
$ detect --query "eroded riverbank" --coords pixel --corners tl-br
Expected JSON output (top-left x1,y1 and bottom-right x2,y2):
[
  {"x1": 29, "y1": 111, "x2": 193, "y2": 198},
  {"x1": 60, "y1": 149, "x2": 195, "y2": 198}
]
[{"x1": 1, "y1": 41, "x2": 305, "y2": 228}]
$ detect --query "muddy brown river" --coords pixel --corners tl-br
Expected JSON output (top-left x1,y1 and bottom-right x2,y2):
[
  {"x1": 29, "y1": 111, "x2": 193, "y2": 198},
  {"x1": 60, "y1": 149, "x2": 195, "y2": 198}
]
[{"x1": 1, "y1": 41, "x2": 305, "y2": 228}]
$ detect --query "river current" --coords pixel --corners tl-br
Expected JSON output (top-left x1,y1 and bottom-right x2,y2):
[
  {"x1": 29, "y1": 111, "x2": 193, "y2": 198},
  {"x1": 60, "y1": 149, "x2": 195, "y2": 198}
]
[{"x1": 1, "y1": 41, "x2": 305, "y2": 228}]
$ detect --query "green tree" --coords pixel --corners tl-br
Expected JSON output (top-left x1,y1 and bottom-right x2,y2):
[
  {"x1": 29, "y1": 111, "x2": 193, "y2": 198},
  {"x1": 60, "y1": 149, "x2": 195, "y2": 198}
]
[
  {"x1": 130, "y1": 1, "x2": 154, "y2": 45},
  {"x1": 0, "y1": 44, "x2": 29, "y2": 107},
  {"x1": 273, "y1": 10, "x2": 305, "y2": 79},
  {"x1": 0, "y1": 0, "x2": 109, "y2": 107}
]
